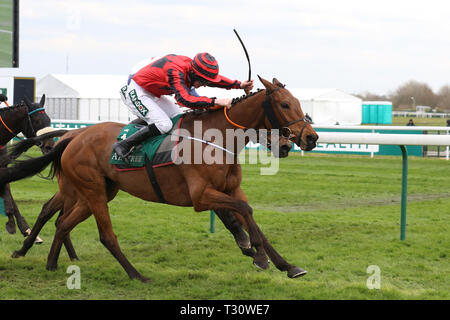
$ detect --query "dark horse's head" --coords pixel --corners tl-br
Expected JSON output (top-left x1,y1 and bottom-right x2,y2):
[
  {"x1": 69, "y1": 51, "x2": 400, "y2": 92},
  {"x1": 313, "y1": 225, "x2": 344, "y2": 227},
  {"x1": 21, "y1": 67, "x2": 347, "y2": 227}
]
[
  {"x1": 22, "y1": 95, "x2": 54, "y2": 154},
  {"x1": 258, "y1": 76, "x2": 318, "y2": 155}
]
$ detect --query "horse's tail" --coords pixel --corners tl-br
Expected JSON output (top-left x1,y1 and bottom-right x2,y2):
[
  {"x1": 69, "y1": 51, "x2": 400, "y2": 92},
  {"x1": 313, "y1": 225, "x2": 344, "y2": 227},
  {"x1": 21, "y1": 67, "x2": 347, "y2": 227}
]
[
  {"x1": 8, "y1": 129, "x2": 69, "y2": 160},
  {"x1": 0, "y1": 137, "x2": 73, "y2": 187}
]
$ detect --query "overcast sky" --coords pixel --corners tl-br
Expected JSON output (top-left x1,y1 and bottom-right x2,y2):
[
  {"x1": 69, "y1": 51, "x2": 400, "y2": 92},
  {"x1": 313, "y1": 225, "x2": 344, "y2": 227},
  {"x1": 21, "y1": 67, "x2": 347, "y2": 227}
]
[{"x1": 1, "y1": 0, "x2": 449, "y2": 95}]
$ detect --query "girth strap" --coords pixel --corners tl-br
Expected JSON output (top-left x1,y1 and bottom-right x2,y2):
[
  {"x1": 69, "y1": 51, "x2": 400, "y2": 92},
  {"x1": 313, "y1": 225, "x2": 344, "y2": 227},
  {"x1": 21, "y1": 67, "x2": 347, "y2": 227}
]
[{"x1": 144, "y1": 155, "x2": 167, "y2": 203}]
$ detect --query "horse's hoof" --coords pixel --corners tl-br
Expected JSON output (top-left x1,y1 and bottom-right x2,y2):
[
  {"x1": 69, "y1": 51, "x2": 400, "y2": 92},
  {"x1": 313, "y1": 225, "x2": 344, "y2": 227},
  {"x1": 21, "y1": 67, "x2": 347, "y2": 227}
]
[
  {"x1": 253, "y1": 258, "x2": 270, "y2": 270},
  {"x1": 235, "y1": 235, "x2": 251, "y2": 250},
  {"x1": 5, "y1": 222, "x2": 16, "y2": 234},
  {"x1": 11, "y1": 250, "x2": 24, "y2": 259},
  {"x1": 287, "y1": 267, "x2": 307, "y2": 278},
  {"x1": 34, "y1": 236, "x2": 43, "y2": 244},
  {"x1": 240, "y1": 247, "x2": 255, "y2": 257},
  {"x1": 133, "y1": 275, "x2": 151, "y2": 283},
  {"x1": 46, "y1": 264, "x2": 57, "y2": 271},
  {"x1": 140, "y1": 277, "x2": 152, "y2": 284}
]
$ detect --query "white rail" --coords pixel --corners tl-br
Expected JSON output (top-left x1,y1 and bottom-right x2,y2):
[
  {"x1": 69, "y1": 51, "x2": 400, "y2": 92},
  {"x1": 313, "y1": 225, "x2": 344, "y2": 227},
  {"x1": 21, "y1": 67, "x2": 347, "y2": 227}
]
[{"x1": 317, "y1": 132, "x2": 450, "y2": 146}]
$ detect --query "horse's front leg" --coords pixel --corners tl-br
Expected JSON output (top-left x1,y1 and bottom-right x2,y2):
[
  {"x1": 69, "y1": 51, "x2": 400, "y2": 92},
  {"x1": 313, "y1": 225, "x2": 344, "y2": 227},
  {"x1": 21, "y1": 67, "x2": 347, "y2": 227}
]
[
  {"x1": 231, "y1": 187, "x2": 307, "y2": 278},
  {"x1": 193, "y1": 187, "x2": 269, "y2": 270},
  {"x1": 214, "y1": 209, "x2": 255, "y2": 258}
]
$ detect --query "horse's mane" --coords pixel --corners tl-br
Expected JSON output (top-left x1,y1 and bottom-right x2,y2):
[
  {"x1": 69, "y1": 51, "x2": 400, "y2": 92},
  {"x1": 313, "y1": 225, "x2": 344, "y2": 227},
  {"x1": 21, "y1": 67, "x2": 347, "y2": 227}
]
[
  {"x1": 230, "y1": 88, "x2": 264, "y2": 106},
  {"x1": 0, "y1": 104, "x2": 27, "y2": 115},
  {"x1": 184, "y1": 88, "x2": 265, "y2": 119}
]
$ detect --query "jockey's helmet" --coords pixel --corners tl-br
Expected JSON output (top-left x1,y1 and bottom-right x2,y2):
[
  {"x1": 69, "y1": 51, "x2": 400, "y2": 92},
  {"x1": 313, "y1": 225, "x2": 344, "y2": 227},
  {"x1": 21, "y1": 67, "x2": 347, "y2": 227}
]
[{"x1": 191, "y1": 53, "x2": 221, "y2": 83}]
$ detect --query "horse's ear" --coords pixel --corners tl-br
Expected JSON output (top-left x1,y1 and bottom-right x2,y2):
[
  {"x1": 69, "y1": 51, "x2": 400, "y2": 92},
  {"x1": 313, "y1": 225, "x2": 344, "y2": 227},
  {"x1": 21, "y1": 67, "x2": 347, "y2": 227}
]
[
  {"x1": 39, "y1": 94, "x2": 46, "y2": 108},
  {"x1": 23, "y1": 96, "x2": 32, "y2": 107},
  {"x1": 258, "y1": 75, "x2": 277, "y2": 93},
  {"x1": 272, "y1": 78, "x2": 285, "y2": 88}
]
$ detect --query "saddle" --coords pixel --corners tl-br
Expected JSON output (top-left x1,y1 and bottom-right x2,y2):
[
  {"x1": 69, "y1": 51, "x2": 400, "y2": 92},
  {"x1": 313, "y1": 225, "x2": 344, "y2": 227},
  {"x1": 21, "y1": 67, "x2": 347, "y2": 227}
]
[
  {"x1": 110, "y1": 114, "x2": 184, "y2": 203},
  {"x1": 110, "y1": 114, "x2": 184, "y2": 169}
]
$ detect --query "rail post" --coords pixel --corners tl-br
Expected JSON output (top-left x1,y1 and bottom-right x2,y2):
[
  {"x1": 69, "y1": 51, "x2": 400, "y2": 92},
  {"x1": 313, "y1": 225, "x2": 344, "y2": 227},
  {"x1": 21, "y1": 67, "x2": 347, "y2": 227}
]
[
  {"x1": 210, "y1": 210, "x2": 216, "y2": 233},
  {"x1": 400, "y1": 145, "x2": 408, "y2": 240}
]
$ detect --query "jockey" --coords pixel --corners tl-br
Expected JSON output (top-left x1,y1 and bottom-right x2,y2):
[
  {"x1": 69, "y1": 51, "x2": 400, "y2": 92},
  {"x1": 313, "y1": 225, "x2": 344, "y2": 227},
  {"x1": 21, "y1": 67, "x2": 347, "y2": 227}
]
[{"x1": 113, "y1": 52, "x2": 254, "y2": 163}]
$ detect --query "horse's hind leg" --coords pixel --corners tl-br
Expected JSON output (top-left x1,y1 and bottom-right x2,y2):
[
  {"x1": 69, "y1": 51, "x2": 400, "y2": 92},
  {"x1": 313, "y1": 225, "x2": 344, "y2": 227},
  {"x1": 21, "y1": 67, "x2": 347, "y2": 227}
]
[
  {"x1": 2, "y1": 184, "x2": 17, "y2": 234},
  {"x1": 3, "y1": 183, "x2": 43, "y2": 243},
  {"x1": 55, "y1": 208, "x2": 79, "y2": 261},
  {"x1": 90, "y1": 198, "x2": 150, "y2": 283},
  {"x1": 47, "y1": 201, "x2": 91, "y2": 271}
]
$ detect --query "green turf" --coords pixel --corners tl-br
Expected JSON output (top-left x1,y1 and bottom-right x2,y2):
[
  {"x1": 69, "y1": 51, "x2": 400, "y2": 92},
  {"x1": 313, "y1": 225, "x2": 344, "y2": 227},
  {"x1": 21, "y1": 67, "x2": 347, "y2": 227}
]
[
  {"x1": 0, "y1": 149, "x2": 448, "y2": 300},
  {"x1": 391, "y1": 116, "x2": 450, "y2": 127}
]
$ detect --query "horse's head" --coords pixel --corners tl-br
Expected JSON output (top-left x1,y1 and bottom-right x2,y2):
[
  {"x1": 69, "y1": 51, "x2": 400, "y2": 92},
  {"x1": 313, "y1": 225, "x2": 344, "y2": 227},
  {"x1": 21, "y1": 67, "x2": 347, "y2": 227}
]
[
  {"x1": 258, "y1": 76, "x2": 318, "y2": 151},
  {"x1": 23, "y1": 95, "x2": 54, "y2": 154}
]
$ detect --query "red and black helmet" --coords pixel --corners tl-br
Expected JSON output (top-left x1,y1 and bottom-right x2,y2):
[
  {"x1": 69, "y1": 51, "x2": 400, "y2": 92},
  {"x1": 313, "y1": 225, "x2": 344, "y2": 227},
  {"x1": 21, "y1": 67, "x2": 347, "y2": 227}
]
[{"x1": 191, "y1": 52, "x2": 220, "y2": 83}]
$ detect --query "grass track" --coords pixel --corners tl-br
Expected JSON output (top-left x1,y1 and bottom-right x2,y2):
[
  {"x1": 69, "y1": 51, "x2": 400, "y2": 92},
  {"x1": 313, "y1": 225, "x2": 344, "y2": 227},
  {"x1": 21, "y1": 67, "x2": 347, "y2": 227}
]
[{"x1": 0, "y1": 150, "x2": 448, "y2": 300}]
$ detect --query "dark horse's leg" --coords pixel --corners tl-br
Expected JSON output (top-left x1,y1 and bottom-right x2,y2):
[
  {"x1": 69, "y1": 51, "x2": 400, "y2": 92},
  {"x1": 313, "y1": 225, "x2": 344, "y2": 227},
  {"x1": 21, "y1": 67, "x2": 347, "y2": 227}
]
[
  {"x1": 3, "y1": 183, "x2": 30, "y2": 235},
  {"x1": 0, "y1": 146, "x2": 34, "y2": 237},
  {"x1": 12, "y1": 192, "x2": 78, "y2": 260}
]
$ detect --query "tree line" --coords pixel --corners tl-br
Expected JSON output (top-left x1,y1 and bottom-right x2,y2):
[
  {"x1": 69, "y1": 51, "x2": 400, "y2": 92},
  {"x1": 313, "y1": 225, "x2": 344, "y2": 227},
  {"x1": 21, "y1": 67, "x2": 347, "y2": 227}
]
[{"x1": 355, "y1": 80, "x2": 450, "y2": 112}]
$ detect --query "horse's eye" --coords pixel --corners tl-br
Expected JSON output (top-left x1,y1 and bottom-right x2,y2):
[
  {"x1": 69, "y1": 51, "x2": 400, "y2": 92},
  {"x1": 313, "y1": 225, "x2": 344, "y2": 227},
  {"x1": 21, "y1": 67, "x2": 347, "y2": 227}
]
[{"x1": 281, "y1": 103, "x2": 290, "y2": 109}]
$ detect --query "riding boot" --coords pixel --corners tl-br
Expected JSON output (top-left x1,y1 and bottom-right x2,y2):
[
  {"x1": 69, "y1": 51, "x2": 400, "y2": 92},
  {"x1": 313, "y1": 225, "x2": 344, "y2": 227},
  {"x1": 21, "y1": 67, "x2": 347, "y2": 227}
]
[{"x1": 113, "y1": 123, "x2": 161, "y2": 164}]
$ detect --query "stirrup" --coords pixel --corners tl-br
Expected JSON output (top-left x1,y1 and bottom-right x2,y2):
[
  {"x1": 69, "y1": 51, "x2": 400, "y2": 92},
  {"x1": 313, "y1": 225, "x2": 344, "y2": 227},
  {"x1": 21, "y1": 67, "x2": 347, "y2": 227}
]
[{"x1": 118, "y1": 145, "x2": 136, "y2": 164}]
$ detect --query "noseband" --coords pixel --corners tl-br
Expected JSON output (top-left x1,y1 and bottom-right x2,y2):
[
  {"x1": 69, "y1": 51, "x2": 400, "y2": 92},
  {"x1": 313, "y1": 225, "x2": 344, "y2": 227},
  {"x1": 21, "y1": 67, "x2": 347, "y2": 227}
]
[{"x1": 261, "y1": 87, "x2": 310, "y2": 146}]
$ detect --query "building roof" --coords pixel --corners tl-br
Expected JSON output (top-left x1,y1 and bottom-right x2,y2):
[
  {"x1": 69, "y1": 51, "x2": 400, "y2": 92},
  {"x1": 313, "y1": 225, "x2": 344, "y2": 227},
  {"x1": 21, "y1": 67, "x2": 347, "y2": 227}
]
[
  {"x1": 37, "y1": 74, "x2": 128, "y2": 99},
  {"x1": 288, "y1": 88, "x2": 362, "y2": 102},
  {"x1": 197, "y1": 86, "x2": 361, "y2": 102}
]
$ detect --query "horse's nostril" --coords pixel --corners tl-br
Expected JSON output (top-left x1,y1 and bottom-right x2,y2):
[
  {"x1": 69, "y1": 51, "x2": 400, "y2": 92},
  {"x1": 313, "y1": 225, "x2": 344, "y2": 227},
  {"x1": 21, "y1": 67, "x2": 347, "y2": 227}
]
[{"x1": 307, "y1": 134, "x2": 318, "y2": 143}]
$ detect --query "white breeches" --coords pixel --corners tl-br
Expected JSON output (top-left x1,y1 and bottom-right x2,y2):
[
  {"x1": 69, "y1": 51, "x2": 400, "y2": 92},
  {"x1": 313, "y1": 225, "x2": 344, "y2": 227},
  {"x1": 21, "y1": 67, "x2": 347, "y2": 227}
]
[{"x1": 120, "y1": 79, "x2": 183, "y2": 133}]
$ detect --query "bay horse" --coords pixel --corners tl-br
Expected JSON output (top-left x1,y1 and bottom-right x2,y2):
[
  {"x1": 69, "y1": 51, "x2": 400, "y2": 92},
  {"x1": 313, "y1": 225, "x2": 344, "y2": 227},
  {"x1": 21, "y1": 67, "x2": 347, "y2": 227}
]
[
  {"x1": 0, "y1": 95, "x2": 64, "y2": 238},
  {"x1": 0, "y1": 77, "x2": 318, "y2": 282}
]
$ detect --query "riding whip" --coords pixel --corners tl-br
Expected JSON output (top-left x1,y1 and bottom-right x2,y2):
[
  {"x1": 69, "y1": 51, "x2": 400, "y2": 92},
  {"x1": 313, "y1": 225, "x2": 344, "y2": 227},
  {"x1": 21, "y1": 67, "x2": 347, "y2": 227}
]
[{"x1": 233, "y1": 28, "x2": 251, "y2": 94}]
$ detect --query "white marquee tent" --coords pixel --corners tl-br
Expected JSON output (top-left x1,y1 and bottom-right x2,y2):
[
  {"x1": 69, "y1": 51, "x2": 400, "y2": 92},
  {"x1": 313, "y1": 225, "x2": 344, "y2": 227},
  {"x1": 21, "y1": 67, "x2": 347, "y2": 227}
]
[
  {"x1": 197, "y1": 86, "x2": 363, "y2": 125},
  {"x1": 37, "y1": 74, "x2": 132, "y2": 121},
  {"x1": 288, "y1": 88, "x2": 362, "y2": 125},
  {"x1": 37, "y1": 74, "x2": 362, "y2": 125}
]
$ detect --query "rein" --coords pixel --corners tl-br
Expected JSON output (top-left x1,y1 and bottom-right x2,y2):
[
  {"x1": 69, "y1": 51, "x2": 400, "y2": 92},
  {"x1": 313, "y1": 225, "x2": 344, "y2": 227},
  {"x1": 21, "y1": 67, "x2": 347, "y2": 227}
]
[
  {"x1": 0, "y1": 106, "x2": 45, "y2": 141},
  {"x1": 0, "y1": 114, "x2": 14, "y2": 135}
]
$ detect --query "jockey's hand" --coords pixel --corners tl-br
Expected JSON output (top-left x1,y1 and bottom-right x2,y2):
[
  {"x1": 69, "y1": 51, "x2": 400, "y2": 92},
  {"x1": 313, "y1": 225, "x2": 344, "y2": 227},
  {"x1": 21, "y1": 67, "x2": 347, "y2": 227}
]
[
  {"x1": 240, "y1": 80, "x2": 254, "y2": 94},
  {"x1": 0, "y1": 94, "x2": 7, "y2": 102},
  {"x1": 215, "y1": 98, "x2": 232, "y2": 109}
]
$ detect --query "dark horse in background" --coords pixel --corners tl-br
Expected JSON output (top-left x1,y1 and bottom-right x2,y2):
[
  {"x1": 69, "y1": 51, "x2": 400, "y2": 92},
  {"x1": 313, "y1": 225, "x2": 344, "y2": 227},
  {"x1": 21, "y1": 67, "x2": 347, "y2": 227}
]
[{"x1": 0, "y1": 94, "x2": 62, "y2": 241}]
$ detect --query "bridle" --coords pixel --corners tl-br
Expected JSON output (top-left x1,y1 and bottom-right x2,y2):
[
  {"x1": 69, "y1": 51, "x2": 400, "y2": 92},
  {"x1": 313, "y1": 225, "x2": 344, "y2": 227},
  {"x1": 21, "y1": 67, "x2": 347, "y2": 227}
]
[
  {"x1": 223, "y1": 87, "x2": 311, "y2": 146},
  {"x1": 0, "y1": 104, "x2": 46, "y2": 142}
]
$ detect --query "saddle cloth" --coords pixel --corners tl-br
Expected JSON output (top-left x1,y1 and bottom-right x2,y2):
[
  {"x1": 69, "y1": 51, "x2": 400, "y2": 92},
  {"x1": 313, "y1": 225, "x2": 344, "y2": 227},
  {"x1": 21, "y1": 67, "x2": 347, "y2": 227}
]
[{"x1": 110, "y1": 114, "x2": 184, "y2": 169}]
